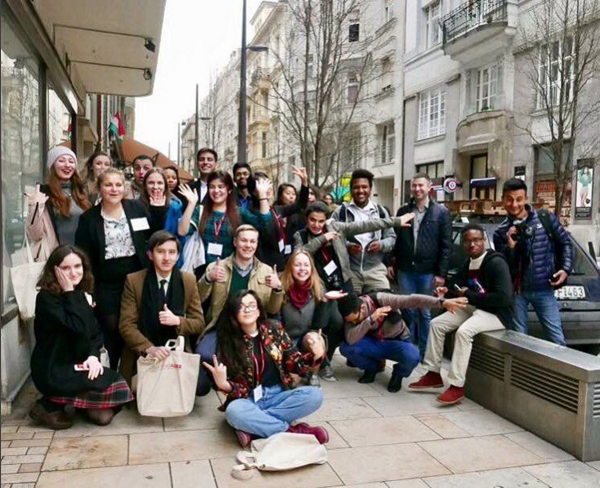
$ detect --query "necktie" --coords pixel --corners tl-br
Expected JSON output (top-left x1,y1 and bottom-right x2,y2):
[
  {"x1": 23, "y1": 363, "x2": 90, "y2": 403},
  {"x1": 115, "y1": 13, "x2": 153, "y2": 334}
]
[{"x1": 160, "y1": 279, "x2": 168, "y2": 305}]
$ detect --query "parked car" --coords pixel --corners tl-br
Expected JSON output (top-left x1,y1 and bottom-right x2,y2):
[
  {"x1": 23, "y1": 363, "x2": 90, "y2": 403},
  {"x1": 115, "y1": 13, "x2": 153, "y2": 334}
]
[{"x1": 448, "y1": 215, "x2": 600, "y2": 355}]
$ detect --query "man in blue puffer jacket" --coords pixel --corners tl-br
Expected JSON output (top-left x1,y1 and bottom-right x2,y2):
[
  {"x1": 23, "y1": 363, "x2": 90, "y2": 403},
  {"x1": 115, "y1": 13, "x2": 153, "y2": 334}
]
[{"x1": 493, "y1": 178, "x2": 573, "y2": 345}]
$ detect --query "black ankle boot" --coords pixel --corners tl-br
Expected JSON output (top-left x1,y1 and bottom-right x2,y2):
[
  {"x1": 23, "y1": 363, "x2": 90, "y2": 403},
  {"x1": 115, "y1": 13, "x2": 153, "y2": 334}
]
[{"x1": 358, "y1": 370, "x2": 377, "y2": 384}]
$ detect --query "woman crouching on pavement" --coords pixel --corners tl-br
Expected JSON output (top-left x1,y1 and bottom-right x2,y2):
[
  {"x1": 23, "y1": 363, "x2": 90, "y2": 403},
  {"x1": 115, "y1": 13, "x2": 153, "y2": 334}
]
[
  {"x1": 29, "y1": 245, "x2": 133, "y2": 429},
  {"x1": 203, "y1": 290, "x2": 329, "y2": 447}
]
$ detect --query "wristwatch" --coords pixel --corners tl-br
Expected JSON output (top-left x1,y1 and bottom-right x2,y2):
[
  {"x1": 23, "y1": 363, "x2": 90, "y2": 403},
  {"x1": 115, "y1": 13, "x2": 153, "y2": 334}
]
[{"x1": 439, "y1": 297, "x2": 446, "y2": 306}]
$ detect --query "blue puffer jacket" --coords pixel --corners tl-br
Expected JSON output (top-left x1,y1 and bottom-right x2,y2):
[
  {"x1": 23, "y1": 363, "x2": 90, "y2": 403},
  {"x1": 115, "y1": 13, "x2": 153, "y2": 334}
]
[{"x1": 493, "y1": 206, "x2": 573, "y2": 292}]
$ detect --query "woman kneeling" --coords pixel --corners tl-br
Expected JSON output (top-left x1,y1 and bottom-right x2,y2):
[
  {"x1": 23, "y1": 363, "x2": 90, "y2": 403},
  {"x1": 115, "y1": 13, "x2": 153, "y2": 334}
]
[
  {"x1": 204, "y1": 290, "x2": 328, "y2": 447},
  {"x1": 30, "y1": 245, "x2": 133, "y2": 429}
]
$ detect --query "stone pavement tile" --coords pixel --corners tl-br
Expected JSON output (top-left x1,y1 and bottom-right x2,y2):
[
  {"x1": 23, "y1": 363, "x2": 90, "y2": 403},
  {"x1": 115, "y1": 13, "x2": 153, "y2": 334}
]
[
  {"x1": 0, "y1": 433, "x2": 34, "y2": 442},
  {"x1": 363, "y1": 392, "x2": 447, "y2": 417},
  {"x1": 330, "y1": 484, "x2": 388, "y2": 488},
  {"x1": 0, "y1": 473, "x2": 38, "y2": 484},
  {"x1": 164, "y1": 399, "x2": 227, "y2": 432},
  {"x1": 27, "y1": 446, "x2": 48, "y2": 455},
  {"x1": 16, "y1": 424, "x2": 53, "y2": 434},
  {"x1": 2, "y1": 464, "x2": 20, "y2": 473},
  {"x1": 589, "y1": 461, "x2": 600, "y2": 472},
  {"x1": 304, "y1": 398, "x2": 382, "y2": 422},
  {"x1": 440, "y1": 410, "x2": 523, "y2": 436},
  {"x1": 33, "y1": 432, "x2": 53, "y2": 439},
  {"x1": 0, "y1": 440, "x2": 10, "y2": 447},
  {"x1": 421, "y1": 467, "x2": 549, "y2": 487},
  {"x1": 415, "y1": 415, "x2": 471, "y2": 439},
  {"x1": 454, "y1": 398, "x2": 485, "y2": 411},
  {"x1": 386, "y1": 480, "x2": 430, "y2": 488},
  {"x1": 43, "y1": 435, "x2": 128, "y2": 471},
  {"x1": 18, "y1": 463, "x2": 42, "y2": 473},
  {"x1": 53, "y1": 407, "x2": 163, "y2": 438},
  {"x1": 1, "y1": 426, "x2": 18, "y2": 433},
  {"x1": 9, "y1": 438, "x2": 52, "y2": 448},
  {"x1": 330, "y1": 416, "x2": 440, "y2": 447},
  {"x1": 1, "y1": 455, "x2": 45, "y2": 465},
  {"x1": 523, "y1": 460, "x2": 600, "y2": 488},
  {"x1": 310, "y1": 421, "x2": 348, "y2": 449},
  {"x1": 419, "y1": 435, "x2": 543, "y2": 474},
  {"x1": 170, "y1": 460, "x2": 216, "y2": 488},
  {"x1": 210, "y1": 456, "x2": 342, "y2": 488},
  {"x1": 327, "y1": 444, "x2": 449, "y2": 485},
  {"x1": 129, "y1": 429, "x2": 238, "y2": 464},
  {"x1": 320, "y1": 374, "x2": 382, "y2": 399},
  {"x1": 505, "y1": 432, "x2": 574, "y2": 462},
  {"x1": 12, "y1": 484, "x2": 36, "y2": 488},
  {"x1": 36, "y1": 463, "x2": 171, "y2": 488},
  {"x1": 1, "y1": 447, "x2": 28, "y2": 456}
]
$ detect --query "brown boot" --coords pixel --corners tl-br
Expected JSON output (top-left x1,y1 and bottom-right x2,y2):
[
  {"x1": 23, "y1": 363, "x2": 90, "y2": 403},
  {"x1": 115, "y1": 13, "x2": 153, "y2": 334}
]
[{"x1": 29, "y1": 401, "x2": 73, "y2": 430}]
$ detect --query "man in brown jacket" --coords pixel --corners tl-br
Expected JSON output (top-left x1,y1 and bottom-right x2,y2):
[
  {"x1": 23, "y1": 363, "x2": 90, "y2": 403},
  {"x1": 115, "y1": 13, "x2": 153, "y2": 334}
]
[{"x1": 119, "y1": 231, "x2": 205, "y2": 385}]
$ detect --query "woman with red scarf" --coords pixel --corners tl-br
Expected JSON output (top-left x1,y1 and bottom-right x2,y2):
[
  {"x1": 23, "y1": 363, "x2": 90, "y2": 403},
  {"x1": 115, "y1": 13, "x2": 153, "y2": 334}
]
[{"x1": 281, "y1": 250, "x2": 347, "y2": 384}]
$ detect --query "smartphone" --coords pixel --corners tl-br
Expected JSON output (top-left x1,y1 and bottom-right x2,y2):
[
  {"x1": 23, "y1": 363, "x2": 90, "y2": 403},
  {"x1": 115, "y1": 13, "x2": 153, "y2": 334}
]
[{"x1": 74, "y1": 364, "x2": 89, "y2": 371}]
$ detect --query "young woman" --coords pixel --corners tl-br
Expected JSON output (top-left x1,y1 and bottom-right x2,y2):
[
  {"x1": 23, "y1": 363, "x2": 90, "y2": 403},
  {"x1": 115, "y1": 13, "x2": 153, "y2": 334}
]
[
  {"x1": 276, "y1": 183, "x2": 298, "y2": 206},
  {"x1": 26, "y1": 147, "x2": 91, "y2": 261},
  {"x1": 163, "y1": 165, "x2": 187, "y2": 206},
  {"x1": 30, "y1": 245, "x2": 133, "y2": 430},
  {"x1": 203, "y1": 290, "x2": 328, "y2": 447},
  {"x1": 75, "y1": 168, "x2": 165, "y2": 368},
  {"x1": 177, "y1": 171, "x2": 272, "y2": 275},
  {"x1": 281, "y1": 250, "x2": 347, "y2": 382},
  {"x1": 84, "y1": 151, "x2": 113, "y2": 204},
  {"x1": 140, "y1": 168, "x2": 182, "y2": 237}
]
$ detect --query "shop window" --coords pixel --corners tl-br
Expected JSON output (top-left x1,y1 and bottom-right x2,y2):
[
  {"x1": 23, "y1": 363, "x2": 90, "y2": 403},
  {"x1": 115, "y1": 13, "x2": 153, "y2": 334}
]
[
  {"x1": 1, "y1": 11, "x2": 43, "y2": 311},
  {"x1": 48, "y1": 86, "x2": 71, "y2": 148}
]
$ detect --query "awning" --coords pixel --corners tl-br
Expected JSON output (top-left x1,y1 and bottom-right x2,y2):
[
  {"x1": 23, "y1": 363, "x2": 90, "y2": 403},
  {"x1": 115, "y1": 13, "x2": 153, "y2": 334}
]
[
  {"x1": 33, "y1": 0, "x2": 166, "y2": 96},
  {"x1": 121, "y1": 138, "x2": 194, "y2": 182},
  {"x1": 470, "y1": 177, "x2": 497, "y2": 188}
]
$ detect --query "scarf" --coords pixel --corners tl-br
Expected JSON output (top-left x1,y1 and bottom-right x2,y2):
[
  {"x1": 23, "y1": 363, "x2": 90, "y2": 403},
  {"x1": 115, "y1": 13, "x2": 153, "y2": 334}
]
[
  {"x1": 140, "y1": 267, "x2": 185, "y2": 347},
  {"x1": 288, "y1": 280, "x2": 313, "y2": 310}
]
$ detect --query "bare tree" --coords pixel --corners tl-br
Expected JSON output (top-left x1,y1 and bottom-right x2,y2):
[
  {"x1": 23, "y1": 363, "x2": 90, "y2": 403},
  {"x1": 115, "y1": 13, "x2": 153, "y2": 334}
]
[
  {"x1": 201, "y1": 71, "x2": 224, "y2": 150},
  {"x1": 519, "y1": 0, "x2": 600, "y2": 213}
]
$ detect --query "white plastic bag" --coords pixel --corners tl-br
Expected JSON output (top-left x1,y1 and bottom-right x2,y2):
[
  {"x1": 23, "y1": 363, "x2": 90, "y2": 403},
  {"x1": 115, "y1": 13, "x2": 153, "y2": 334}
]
[
  {"x1": 180, "y1": 231, "x2": 205, "y2": 273},
  {"x1": 136, "y1": 336, "x2": 200, "y2": 417},
  {"x1": 10, "y1": 236, "x2": 45, "y2": 321}
]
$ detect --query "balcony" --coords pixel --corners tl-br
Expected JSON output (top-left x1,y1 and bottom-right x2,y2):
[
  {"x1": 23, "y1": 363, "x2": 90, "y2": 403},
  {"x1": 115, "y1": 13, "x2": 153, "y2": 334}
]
[{"x1": 441, "y1": 0, "x2": 516, "y2": 63}]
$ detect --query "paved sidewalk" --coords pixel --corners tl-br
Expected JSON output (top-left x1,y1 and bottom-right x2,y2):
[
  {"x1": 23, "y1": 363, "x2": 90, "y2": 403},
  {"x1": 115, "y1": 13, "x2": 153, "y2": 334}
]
[{"x1": 2, "y1": 357, "x2": 600, "y2": 488}]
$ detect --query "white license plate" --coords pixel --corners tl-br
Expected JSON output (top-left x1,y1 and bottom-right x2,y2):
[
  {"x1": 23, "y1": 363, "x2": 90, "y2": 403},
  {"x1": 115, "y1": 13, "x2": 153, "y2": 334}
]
[{"x1": 554, "y1": 286, "x2": 586, "y2": 300}]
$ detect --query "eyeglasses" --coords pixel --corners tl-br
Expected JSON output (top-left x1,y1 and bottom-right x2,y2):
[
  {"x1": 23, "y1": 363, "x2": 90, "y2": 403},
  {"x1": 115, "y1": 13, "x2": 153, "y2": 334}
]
[{"x1": 239, "y1": 303, "x2": 258, "y2": 312}]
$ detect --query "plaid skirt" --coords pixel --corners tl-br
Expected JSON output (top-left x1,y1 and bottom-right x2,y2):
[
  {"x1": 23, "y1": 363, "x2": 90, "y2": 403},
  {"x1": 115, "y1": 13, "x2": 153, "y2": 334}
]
[{"x1": 49, "y1": 379, "x2": 134, "y2": 409}]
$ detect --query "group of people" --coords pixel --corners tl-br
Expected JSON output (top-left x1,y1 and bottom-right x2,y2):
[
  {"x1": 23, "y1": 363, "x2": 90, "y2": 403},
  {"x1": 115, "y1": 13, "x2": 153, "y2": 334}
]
[{"x1": 25, "y1": 144, "x2": 574, "y2": 447}]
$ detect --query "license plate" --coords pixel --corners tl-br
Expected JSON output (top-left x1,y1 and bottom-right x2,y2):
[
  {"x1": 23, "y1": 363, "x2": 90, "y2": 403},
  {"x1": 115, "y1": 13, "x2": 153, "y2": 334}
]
[{"x1": 554, "y1": 286, "x2": 586, "y2": 300}]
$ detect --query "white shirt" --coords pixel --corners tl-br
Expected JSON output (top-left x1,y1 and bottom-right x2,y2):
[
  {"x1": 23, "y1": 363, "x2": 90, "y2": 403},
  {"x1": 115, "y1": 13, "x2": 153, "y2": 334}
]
[
  {"x1": 469, "y1": 251, "x2": 488, "y2": 270},
  {"x1": 156, "y1": 271, "x2": 172, "y2": 294},
  {"x1": 347, "y1": 200, "x2": 378, "y2": 248},
  {"x1": 199, "y1": 180, "x2": 207, "y2": 202}
]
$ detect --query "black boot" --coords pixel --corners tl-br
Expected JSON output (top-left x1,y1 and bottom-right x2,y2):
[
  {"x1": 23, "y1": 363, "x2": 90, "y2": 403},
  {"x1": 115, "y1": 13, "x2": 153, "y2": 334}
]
[
  {"x1": 358, "y1": 370, "x2": 377, "y2": 384},
  {"x1": 387, "y1": 370, "x2": 404, "y2": 393}
]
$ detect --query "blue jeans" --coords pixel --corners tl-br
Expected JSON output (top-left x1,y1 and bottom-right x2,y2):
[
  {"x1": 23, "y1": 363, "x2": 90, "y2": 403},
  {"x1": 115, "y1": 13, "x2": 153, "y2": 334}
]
[
  {"x1": 397, "y1": 271, "x2": 434, "y2": 358},
  {"x1": 225, "y1": 385, "x2": 323, "y2": 438},
  {"x1": 195, "y1": 330, "x2": 218, "y2": 396},
  {"x1": 514, "y1": 290, "x2": 566, "y2": 346},
  {"x1": 339, "y1": 336, "x2": 420, "y2": 377}
]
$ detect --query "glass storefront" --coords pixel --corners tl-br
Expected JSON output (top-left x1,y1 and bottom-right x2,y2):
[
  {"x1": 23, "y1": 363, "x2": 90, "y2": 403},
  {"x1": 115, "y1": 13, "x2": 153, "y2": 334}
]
[{"x1": 1, "y1": 11, "x2": 43, "y2": 310}]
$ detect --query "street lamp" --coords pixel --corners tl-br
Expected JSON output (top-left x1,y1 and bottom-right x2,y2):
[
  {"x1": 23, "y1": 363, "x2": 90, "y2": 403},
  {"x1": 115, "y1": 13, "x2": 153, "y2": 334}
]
[{"x1": 237, "y1": 0, "x2": 268, "y2": 165}]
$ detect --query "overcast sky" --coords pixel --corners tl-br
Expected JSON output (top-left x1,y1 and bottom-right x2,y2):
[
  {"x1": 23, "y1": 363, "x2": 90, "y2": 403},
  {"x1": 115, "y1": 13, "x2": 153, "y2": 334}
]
[{"x1": 135, "y1": 0, "x2": 263, "y2": 157}]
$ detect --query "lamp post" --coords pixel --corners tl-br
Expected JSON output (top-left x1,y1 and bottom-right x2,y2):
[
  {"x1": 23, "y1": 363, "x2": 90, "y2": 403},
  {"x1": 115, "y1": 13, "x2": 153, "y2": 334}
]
[
  {"x1": 237, "y1": 0, "x2": 268, "y2": 165},
  {"x1": 194, "y1": 83, "x2": 199, "y2": 177}
]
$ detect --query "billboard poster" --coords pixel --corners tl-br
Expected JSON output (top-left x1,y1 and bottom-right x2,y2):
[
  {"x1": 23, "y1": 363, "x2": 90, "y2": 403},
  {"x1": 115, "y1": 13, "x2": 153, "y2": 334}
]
[{"x1": 575, "y1": 159, "x2": 594, "y2": 219}]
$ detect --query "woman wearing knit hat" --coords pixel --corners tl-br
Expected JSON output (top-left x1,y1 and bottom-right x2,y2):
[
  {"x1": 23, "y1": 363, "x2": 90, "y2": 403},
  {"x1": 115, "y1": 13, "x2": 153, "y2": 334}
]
[{"x1": 25, "y1": 147, "x2": 91, "y2": 261}]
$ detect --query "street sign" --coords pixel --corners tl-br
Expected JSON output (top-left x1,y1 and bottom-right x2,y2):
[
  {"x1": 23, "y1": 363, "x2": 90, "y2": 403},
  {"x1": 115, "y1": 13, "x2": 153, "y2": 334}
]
[{"x1": 443, "y1": 178, "x2": 459, "y2": 193}]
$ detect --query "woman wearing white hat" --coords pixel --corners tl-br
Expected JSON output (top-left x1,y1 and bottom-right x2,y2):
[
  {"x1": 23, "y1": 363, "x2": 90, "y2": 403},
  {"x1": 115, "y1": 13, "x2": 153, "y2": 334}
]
[{"x1": 25, "y1": 147, "x2": 91, "y2": 261}]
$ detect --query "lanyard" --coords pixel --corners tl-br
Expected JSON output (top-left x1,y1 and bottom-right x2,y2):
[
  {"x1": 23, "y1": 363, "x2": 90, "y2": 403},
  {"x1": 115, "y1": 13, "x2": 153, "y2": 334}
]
[
  {"x1": 271, "y1": 207, "x2": 287, "y2": 244},
  {"x1": 213, "y1": 213, "x2": 227, "y2": 241},
  {"x1": 252, "y1": 340, "x2": 266, "y2": 385},
  {"x1": 321, "y1": 244, "x2": 332, "y2": 263}
]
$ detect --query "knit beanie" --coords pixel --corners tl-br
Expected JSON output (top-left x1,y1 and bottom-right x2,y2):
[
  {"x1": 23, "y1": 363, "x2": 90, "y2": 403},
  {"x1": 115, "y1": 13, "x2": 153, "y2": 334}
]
[{"x1": 47, "y1": 146, "x2": 77, "y2": 170}]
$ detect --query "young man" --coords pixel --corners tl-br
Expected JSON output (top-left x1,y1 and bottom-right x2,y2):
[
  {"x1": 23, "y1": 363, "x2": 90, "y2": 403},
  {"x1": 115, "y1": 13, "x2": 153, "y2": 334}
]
[
  {"x1": 130, "y1": 154, "x2": 155, "y2": 199},
  {"x1": 119, "y1": 231, "x2": 205, "y2": 386},
  {"x1": 191, "y1": 147, "x2": 218, "y2": 203},
  {"x1": 409, "y1": 224, "x2": 513, "y2": 405},
  {"x1": 195, "y1": 224, "x2": 283, "y2": 395},
  {"x1": 332, "y1": 169, "x2": 396, "y2": 293},
  {"x1": 232, "y1": 162, "x2": 253, "y2": 210},
  {"x1": 493, "y1": 178, "x2": 573, "y2": 345},
  {"x1": 391, "y1": 172, "x2": 452, "y2": 358},
  {"x1": 337, "y1": 291, "x2": 467, "y2": 392}
]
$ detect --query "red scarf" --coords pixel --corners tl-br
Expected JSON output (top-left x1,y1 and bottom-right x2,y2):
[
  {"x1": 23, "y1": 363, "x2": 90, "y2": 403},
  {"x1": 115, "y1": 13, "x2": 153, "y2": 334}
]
[{"x1": 288, "y1": 280, "x2": 313, "y2": 310}]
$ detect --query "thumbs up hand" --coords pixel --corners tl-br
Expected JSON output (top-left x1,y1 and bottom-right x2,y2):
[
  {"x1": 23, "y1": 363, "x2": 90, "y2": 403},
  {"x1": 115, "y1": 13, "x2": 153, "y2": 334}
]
[
  {"x1": 159, "y1": 304, "x2": 181, "y2": 326},
  {"x1": 208, "y1": 258, "x2": 227, "y2": 283},
  {"x1": 265, "y1": 264, "x2": 282, "y2": 290}
]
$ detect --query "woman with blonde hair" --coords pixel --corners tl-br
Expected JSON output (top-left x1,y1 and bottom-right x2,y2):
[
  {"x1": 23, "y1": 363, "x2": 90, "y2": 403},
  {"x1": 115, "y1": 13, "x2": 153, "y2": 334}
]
[{"x1": 281, "y1": 250, "x2": 347, "y2": 383}]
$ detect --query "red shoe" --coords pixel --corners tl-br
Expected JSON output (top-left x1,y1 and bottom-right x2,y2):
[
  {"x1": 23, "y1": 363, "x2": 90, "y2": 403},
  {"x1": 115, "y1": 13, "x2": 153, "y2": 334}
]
[
  {"x1": 437, "y1": 386, "x2": 465, "y2": 405},
  {"x1": 288, "y1": 423, "x2": 329, "y2": 444},
  {"x1": 408, "y1": 371, "x2": 444, "y2": 390},
  {"x1": 235, "y1": 429, "x2": 253, "y2": 447}
]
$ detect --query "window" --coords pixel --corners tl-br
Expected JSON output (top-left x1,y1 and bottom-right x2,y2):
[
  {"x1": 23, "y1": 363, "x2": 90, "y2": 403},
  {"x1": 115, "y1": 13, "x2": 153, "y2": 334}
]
[
  {"x1": 262, "y1": 91, "x2": 269, "y2": 115},
  {"x1": 538, "y1": 38, "x2": 574, "y2": 109},
  {"x1": 381, "y1": 57, "x2": 392, "y2": 91},
  {"x1": 347, "y1": 75, "x2": 359, "y2": 103},
  {"x1": 48, "y1": 87, "x2": 71, "y2": 148},
  {"x1": 345, "y1": 131, "x2": 361, "y2": 166},
  {"x1": 418, "y1": 87, "x2": 447, "y2": 140},
  {"x1": 381, "y1": 124, "x2": 395, "y2": 165},
  {"x1": 384, "y1": 0, "x2": 394, "y2": 23},
  {"x1": 416, "y1": 161, "x2": 444, "y2": 179},
  {"x1": 535, "y1": 143, "x2": 571, "y2": 176},
  {"x1": 307, "y1": 54, "x2": 314, "y2": 78},
  {"x1": 476, "y1": 64, "x2": 500, "y2": 111},
  {"x1": 425, "y1": 1, "x2": 442, "y2": 48},
  {"x1": 262, "y1": 132, "x2": 268, "y2": 158},
  {"x1": 349, "y1": 12, "x2": 360, "y2": 42}
]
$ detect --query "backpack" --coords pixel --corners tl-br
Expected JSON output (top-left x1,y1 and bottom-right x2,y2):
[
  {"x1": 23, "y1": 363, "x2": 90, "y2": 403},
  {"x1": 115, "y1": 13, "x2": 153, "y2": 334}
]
[{"x1": 536, "y1": 209, "x2": 568, "y2": 287}]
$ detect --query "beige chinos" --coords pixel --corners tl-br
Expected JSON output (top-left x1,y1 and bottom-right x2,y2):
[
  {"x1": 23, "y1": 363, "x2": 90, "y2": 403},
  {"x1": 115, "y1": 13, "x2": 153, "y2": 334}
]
[{"x1": 422, "y1": 305, "x2": 504, "y2": 387}]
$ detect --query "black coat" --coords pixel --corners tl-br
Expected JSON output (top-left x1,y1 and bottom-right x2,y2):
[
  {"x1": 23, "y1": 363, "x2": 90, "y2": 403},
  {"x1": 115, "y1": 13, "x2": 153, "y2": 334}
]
[
  {"x1": 31, "y1": 290, "x2": 119, "y2": 396},
  {"x1": 393, "y1": 199, "x2": 452, "y2": 277}
]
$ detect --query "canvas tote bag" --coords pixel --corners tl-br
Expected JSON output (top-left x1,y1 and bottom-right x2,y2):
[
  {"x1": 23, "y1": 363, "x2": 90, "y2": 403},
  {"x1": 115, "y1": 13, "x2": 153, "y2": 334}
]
[
  {"x1": 11, "y1": 235, "x2": 46, "y2": 321},
  {"x1": 136, "y1": 336, "x2": 200, "y2": 417},
  {"x1": 231, "y1": 432, "x2": 328, "y2": 480}
]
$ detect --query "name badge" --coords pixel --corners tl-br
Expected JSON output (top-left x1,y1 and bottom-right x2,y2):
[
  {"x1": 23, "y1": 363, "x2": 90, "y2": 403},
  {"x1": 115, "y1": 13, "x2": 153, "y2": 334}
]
[
  {"x1": 284, "y1": 244, "x2": 292, "y2": 255},
  {"x1": 324, "y1": 260, "x2": 338, "y2": 276},
  {"x1": 207, "y1": 243, "x2": 223, "y2": 256},
  {"x1": 278, "y1": 239, "x2": 285, "y2": 253},
  {"x1": 130, "y1": 217, "x2": 150, "y2": 231},
  {"x1": 253, "y1": 384, "x2": 263, "y2": 402}
]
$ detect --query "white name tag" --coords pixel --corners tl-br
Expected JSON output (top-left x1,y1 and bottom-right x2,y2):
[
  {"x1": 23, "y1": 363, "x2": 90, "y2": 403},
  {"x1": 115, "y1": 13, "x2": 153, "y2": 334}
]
[
  {"x1": 207, "y1": 242, "x2": 223, "y2": 256},
  {"x1": 253, "y1": 384, "x2": 263, "y2": 402},
  {"x1": 130, "y1": 217, "x2": 150, "y2": 231},
  {"x1": 324, "y1": 260, "x2": 338, "y2": 276},
  {"x1": 278, "y1": 239, "x2": 285, "y2": 252},
  {"x1": 284, "y1": 244, "x2": 292, "y2": 255}
]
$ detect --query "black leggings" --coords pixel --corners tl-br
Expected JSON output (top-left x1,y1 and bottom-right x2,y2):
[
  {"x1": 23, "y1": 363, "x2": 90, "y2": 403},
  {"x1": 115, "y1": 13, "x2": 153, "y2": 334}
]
[{"x1": 95, "y1": 311, "x2": 123, "y2": 370}]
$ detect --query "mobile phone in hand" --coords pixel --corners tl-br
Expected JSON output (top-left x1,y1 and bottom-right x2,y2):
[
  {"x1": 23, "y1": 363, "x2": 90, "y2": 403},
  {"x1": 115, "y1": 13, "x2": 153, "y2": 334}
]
[{"x1": 74, "y1": 363, "x2": 89, "y2": 371}]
